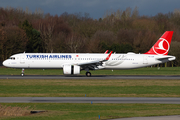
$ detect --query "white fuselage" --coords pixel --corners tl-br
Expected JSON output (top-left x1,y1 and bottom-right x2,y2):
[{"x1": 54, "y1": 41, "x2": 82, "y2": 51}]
[{"x1": 2, "y1": 53, "x2": 176, "y2": 70}]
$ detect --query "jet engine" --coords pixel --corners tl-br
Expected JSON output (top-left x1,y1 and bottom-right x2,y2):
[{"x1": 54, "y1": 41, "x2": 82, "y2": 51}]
[{"x1": 63, "y1": 64, "x2": 80, "y2": 75}]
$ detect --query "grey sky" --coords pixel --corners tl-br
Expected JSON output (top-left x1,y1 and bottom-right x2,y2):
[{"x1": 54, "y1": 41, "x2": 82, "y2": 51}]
[{"x1": 1, "y1": 0, "x2": 180, "y2": 19}]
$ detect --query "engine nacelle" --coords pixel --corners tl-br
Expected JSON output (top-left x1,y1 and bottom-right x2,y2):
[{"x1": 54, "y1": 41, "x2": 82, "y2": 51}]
[{"x1": 63, "y1": 65, "x2": 80, "y2": 75}]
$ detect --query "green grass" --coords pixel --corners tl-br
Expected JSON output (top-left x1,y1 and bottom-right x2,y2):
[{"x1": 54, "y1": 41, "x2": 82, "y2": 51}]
[
  {"x1": 1, "y1": 103, "x2": 180, "y2": 120},
  {"x1": 0, "y1": 67, "x2": 180, "y2": 119},
  {"x1": 0, "y1": 79, "x2": 180, "y2": 97},
  {"x1": 0, "y1": 67, "x2": 180, "y2": 75}
]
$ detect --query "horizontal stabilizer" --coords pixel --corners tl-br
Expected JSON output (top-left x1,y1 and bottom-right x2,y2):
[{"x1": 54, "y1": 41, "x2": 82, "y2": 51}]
[{"x1": 156, "y1": 56, "x2": 176, "y2": 61}]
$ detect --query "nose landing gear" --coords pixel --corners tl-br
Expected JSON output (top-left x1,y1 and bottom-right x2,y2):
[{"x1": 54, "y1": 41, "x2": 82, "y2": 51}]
[{"x1": 21, "y1": 68, "x2": 24, "y2": 77}]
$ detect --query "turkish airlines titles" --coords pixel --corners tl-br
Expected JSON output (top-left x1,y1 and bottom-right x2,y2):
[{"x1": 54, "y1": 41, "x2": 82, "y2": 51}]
[{"x1": 26, "y1": 55, "x2": 72, "y2": 59}]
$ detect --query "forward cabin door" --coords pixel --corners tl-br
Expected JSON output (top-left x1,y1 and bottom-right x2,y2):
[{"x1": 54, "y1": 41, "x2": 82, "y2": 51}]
[{"x1": 20, "y1": 54, "x2": 25, "y2": 64}]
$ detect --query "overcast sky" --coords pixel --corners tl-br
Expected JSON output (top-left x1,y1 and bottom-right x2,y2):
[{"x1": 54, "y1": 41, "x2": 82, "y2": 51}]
[{"x1": 1, "y1": 0, "x2": 180, "y2": 19}]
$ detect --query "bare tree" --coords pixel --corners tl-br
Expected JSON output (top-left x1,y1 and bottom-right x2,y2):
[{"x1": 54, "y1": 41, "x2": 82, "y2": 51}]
[
  {"x1": 33, "y1": 15, "x2": 71, "y2": 53},
  {"x1": 66, "y1": 33, "x2": 85, "y2": 53}
]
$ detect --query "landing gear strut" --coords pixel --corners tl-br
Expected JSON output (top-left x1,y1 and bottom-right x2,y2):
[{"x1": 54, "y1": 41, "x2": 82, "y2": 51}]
[
  {"x1": 86, "y1": 72, "x2": 91, "y2": 77},
  {"x1": 21, "y1": 68, "x2": 24, "y2": 77}
]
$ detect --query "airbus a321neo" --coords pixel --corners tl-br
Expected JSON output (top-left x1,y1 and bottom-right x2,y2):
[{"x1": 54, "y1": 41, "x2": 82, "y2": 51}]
[{"x1": 3, "y1": 31, "x2": 176, "y2": 77}]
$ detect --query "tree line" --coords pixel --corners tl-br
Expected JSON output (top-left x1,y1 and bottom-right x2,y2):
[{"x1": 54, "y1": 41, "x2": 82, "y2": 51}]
[{"x1": 0, "y1": 7, "x2": 180, "y2": 66}]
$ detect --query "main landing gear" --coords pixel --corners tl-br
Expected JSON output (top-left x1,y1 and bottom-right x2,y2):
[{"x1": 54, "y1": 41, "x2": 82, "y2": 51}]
[
  {"x1": 85, "y1": 68, "x2": 91, "y2": 77},
  {"x1": 21, "y1": 68, "x2": 24, "y2": 77},
  {"x1": 86, "y1": 72, "x2": 91, "y2": 77}
]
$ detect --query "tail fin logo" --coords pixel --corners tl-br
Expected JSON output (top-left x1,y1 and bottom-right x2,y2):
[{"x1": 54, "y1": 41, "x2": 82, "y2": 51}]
[
  {"x1": 144, "y1": 31, "x2": 173, "y2": 55},
  {"x1": 152, "y1": 38, "x2": 169, "y2": 55}
]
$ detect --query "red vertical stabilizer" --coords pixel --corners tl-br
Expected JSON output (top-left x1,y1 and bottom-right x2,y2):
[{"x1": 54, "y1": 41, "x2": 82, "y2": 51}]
[{"x1": 144, "y1": 31, "x2": 173, "y2": 55}]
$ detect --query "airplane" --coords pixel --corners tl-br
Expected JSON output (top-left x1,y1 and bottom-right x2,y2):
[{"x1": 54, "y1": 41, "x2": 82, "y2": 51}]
[{"x1": 3, "y1": 31, "x2": 176, "y2": 77}]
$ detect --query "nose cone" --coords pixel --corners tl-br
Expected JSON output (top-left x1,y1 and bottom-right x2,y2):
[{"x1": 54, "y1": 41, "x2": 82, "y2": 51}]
[{"x1": 2, "y1": 60, "x2": 8, "y2": 67}]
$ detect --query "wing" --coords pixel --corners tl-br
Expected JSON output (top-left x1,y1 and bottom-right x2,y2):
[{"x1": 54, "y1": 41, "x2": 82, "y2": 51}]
[{"x1": 76, "y1": 51, "x2": 113, "y2": 70}]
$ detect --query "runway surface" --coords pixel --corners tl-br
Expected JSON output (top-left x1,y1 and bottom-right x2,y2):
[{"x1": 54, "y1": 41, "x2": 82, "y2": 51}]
[
  {"x1": 112, "y1": 115, "x2": 180, "y2": 120},
  {"x1": 1, "y1": 75, "x2": 180, "y2": 79},
  {"x1": 0, "y1": 97, "x2": 180, "y2": 104}
]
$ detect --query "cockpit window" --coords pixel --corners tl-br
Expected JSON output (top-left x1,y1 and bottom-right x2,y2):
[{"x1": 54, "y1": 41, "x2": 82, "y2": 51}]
[{"x1": 9, "y1": 57, "x2": 15, "y2": 60}]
